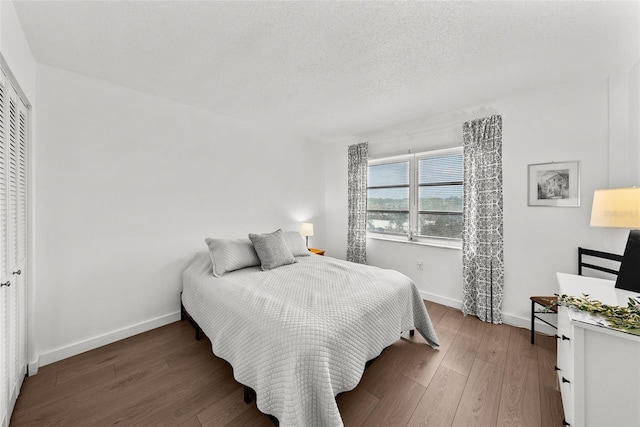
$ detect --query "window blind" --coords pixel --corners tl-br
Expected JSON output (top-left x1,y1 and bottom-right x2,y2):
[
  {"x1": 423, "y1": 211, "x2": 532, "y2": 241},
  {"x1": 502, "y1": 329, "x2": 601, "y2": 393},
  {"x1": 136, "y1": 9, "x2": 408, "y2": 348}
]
[{"x1": 417, "y1": 153, "x2": 463, "y2": 239}]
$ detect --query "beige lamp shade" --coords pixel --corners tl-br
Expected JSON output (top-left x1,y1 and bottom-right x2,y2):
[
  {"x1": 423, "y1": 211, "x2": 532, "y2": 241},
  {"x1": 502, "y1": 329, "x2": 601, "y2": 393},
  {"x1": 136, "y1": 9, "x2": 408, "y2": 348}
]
[
  {"x1": 300, "y1": 222, "x2": 314, "y2": 237},
  {"x1": 590, "y1": 187, "x2": 640, "y2": 228}
]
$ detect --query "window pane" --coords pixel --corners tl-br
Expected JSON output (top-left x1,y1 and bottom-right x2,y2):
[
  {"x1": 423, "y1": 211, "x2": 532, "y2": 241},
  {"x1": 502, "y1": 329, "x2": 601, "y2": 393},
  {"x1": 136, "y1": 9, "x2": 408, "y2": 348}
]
[
  {"x1": 419, "y1": 213, "x2": 463, "y2": 239},
  {"x1": 419, "y1": 185, "x2": 463, "y2": 212},
  {"x1": 368, "y1": 187, "x2": 409, "y2": 211},
  {"x1": 369, "y1": 161, "x2": 409, "y2": 187},
  {"x1": 419, "y1": 154, "x2": 463, "y2": 184},
  {"x1": 367, "y1": 211, "x2": 409, "y2": 234}
]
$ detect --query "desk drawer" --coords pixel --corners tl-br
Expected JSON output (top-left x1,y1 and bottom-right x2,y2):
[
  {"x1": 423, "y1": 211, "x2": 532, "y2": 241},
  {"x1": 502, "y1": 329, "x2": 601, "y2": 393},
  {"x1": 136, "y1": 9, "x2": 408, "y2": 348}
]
[
  {"x1": 556, "y1": 307, "x2": 574, "y2": 375},
  {"x1": 557, "y1": 307, "x2": 575, "y2": 426},
  {"x1": 559, "y1": 377, "x2": 575, "y2": 426}
]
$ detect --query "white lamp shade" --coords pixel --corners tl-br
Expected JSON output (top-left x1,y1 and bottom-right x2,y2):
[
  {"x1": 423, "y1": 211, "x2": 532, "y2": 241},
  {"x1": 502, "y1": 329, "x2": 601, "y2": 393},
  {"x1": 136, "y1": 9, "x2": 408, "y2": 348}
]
[
  {"x1": 300, "y1": 222, "x2": 314, "y2": 237},
  {"x1": 590, "y1": 187, "x2": 640, "y2": 228}
]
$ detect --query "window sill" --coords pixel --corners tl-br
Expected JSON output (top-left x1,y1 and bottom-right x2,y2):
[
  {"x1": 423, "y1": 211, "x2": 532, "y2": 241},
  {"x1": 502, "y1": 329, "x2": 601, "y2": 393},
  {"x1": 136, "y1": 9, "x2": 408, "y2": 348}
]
[{"x1": 367, "y1": 234, "x2": 462, "y2": 250}]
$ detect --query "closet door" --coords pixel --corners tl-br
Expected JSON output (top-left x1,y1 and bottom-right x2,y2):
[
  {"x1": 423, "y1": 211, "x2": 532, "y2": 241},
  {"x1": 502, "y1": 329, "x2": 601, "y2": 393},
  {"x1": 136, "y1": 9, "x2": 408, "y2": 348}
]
[
  {"x1": 16, "y1": 93, "x2": 27, "y2": 392},
  {"x1": 0, "y1": 68, "x2": 8, "y2": 427},
  {"x1": 0, "y1": 65, "x2": 28, "y2": 427}
]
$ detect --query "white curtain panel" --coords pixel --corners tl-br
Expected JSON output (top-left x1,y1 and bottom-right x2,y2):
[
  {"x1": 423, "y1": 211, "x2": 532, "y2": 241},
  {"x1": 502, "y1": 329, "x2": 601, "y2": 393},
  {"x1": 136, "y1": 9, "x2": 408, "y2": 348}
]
[
  {"x1": 462, "y1": 115, "x2": 504, "y2": 324},
  {"x1": 347, "y1": 142, "x2": 368, "y2": 264}
]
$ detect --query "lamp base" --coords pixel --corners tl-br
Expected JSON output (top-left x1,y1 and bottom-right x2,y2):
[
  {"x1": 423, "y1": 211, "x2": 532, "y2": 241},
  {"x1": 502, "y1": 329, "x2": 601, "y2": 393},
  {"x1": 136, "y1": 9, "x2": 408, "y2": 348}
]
[{"x1": 615, "y1": 229, "x2": 640, "y2": 293}]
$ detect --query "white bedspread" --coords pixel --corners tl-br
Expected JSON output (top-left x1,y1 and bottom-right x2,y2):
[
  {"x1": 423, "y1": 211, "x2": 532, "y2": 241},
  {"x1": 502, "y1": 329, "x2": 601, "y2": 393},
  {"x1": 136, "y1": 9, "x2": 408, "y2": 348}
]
[{"x1": 181, "y1": 252, "x2": 439, "y2": 427}]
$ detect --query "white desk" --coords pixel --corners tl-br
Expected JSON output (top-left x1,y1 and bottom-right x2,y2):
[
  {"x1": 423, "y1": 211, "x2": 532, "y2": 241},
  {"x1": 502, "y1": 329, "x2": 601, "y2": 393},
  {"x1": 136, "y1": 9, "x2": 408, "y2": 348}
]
[{"x1": 556, "y1": 273, "x2": 640, "y2": 427}]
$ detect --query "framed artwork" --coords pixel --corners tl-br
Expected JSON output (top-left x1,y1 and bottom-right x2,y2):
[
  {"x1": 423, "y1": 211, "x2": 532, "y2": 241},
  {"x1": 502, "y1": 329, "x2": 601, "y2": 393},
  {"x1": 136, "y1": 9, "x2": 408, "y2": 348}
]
[{"x1": 528, "y1": 161, "x2": 580, "y2": 207}]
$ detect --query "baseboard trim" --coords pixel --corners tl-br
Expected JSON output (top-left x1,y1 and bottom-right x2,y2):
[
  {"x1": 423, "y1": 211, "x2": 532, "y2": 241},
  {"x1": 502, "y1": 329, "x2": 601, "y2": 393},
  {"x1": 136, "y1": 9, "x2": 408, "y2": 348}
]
[
  {"x1": 33, "y1": 311, "x2": 181, "y2": 372},
  {"x1": 30, "y1": 293, "x2": 557, "y2": 375},
  {"x1": 420, "y1": 290, "x2": 463, "y2": 310},
  {"x1": 28, "y1": 359, "x2": 39, "y2": 376},
  {"x1": 420, "y1": 290, "x2": 557, "y2": 336}
]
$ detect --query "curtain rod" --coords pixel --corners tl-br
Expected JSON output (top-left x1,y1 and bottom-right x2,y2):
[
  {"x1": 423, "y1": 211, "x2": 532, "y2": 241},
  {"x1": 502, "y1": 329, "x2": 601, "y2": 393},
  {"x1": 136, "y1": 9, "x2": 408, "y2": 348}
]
[{"x1": 357, "y1": 104, "x2": 498, "y2": 144}]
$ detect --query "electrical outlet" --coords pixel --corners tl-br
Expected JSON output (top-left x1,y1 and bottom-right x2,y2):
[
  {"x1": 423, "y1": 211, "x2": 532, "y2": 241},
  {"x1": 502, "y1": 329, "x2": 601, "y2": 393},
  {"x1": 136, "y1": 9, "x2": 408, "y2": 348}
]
[{"x1": 416, "y1": 261, "x2": 423, "y2": 271}]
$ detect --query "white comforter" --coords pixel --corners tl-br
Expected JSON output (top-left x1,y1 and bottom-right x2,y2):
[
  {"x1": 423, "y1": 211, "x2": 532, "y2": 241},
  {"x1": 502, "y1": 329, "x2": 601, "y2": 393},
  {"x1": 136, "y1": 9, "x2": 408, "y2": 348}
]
[{"x1": 181, "y1": 252, "x2": 439, "y2": 427}]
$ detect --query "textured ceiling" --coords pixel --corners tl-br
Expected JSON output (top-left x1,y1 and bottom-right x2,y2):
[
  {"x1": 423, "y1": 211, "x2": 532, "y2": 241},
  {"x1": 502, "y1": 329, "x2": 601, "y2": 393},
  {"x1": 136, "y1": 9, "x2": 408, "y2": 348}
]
[{"x1": 13, "y1": 1, "x2": 640, "y2": 142}]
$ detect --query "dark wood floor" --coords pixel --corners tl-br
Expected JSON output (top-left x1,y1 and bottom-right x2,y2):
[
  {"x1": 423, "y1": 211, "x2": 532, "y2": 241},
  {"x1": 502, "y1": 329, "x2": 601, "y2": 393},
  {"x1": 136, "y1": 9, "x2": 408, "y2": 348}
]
[{"x1": 10, "y1": 301, "x2": 564, "y2": 426}]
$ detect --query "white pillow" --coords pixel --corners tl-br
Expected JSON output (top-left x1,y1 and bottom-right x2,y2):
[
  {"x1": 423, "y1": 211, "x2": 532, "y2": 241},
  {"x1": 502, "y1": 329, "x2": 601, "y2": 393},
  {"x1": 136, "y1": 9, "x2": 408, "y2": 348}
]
[
  {"x1": 282, "y1": 231, "x2": 310, "y2": 257},
  {"x1": 248, "y1": 229, "x2": 297, "y2": 271},
  {"x1": 204, "y1": 237, "x2": 260, "y2": 277}
]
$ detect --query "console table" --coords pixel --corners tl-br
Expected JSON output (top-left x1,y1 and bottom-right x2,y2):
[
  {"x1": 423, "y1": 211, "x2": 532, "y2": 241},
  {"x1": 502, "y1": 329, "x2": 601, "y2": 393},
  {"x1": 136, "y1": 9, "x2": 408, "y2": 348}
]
[{"x1": 556, "y1": 272, "x2": 640, "y2": 426}]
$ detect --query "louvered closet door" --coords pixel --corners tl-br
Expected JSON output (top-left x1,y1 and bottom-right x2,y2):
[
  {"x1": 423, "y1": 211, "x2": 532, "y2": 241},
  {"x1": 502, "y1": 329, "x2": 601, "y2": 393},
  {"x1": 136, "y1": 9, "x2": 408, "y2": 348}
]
[
  {"x1": 7, "y1": 82, "x2": 27, "y2": 420},
  {"x1": 0, "y1": 64, "x2": 28, "y2": 427},
  {"x1": 16, "y1": 94, "x2": 27, "y2": 396},
  {"x1": 0, "y1": 69, "x2": 8, "y2": 427}
]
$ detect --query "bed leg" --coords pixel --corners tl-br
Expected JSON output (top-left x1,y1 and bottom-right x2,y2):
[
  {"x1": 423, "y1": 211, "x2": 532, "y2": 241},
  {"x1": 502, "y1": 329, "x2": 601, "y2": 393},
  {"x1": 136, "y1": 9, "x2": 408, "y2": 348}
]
[
  {"x1": 181, "y1": 297, "x2": 204, "y2": 341},
  {"x1": 244, "y1": 386, "x2": 253, "y2": 404},
  {"x1": 410, "y1": 329, "x2": 415, "y2": 337}
]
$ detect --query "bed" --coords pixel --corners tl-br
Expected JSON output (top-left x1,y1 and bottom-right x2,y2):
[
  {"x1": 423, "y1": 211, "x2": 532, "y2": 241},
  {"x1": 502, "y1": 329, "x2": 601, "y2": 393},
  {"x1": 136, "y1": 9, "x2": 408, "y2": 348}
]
[{"x1": 181, "y1": 239, "x2": 439, "y2": 426}]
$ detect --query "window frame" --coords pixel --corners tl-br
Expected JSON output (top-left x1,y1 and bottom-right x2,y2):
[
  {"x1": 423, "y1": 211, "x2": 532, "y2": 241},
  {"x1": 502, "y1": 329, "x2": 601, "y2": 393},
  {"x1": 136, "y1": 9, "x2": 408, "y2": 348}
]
[{"x1": 367, "y1": 147, "x2": 463, "y2": 248}]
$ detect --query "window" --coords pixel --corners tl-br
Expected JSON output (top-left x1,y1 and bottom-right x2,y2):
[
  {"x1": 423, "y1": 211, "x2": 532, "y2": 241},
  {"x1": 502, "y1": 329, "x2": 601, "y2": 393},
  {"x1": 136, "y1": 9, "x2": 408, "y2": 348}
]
[
  {"x1": 367, "y1": 161, "x2": 410, "y2": 235},
  {"x1": 367, "y1": 147, "x2": 463, "y2": 245}
]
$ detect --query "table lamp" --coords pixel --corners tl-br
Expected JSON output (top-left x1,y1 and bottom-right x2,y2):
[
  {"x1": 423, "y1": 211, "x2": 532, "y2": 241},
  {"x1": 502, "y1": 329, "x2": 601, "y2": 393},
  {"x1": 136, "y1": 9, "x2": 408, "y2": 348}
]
[
  {"x1": 590, "y1": 187, "x2": 640, "y2": 293},
  {"x1": 301, "y1": 222, "x2": 314, "y2": 248}
]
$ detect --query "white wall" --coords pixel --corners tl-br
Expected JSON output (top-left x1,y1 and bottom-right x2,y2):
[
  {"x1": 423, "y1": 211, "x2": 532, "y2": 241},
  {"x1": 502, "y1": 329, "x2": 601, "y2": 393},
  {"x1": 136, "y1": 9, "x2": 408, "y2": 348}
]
[
  {"x1": 629, "y1": 58, "x2": 640, "y2": 185},
  {"x1": 32, "y1": 64, "x2": 325, "y2": 368},
  {"x1": 608, "y1": 58, "x2": 640, "y2": 188},
  {"x1": 324, "y1": 70, "x2": 638, "y2": 329},
  {"x1": 0, "y1": 1, "x2": 35, "y2": 102}
]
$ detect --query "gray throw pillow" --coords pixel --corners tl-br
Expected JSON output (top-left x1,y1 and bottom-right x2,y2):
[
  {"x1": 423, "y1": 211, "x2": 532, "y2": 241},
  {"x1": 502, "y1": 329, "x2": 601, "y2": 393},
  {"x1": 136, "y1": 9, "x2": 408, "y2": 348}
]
[
  {"x1": 204, "y1": 237, "x2": 260, "y2": 277},
  {"x1": 248, "y1": 229, "x2": 297, "y2": 270},
  {"x1": 282, "y1": 231, "x2": 310, "y2": 257}
]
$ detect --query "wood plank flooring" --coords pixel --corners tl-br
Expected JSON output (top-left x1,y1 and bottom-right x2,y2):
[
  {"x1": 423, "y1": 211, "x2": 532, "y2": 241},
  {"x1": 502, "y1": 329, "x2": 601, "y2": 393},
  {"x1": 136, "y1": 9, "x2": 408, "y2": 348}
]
[{"x1": 10, "y1": 302, "x2": 564, "y2": 426}]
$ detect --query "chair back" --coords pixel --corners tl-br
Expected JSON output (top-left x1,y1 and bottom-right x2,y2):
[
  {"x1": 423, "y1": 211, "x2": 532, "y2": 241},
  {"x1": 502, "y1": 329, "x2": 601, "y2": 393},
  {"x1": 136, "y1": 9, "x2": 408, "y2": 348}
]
[{"x1": 577, "y1": 247, "x2": 622, "y2": 278}]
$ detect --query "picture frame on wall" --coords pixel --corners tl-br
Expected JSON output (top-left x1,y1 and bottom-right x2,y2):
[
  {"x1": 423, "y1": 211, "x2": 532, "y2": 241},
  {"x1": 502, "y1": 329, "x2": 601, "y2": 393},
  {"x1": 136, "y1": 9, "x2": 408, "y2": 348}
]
[{"x1": 528, "y1": 161, "x2": 580, "y2": 207}]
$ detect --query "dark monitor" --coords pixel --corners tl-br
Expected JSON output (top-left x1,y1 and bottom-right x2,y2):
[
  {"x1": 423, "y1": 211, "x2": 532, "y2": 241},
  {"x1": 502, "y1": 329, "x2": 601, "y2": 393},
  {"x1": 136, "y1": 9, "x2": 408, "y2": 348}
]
[{"x1": 615, "y1": 229, "x2": 640, "y2": 293}]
